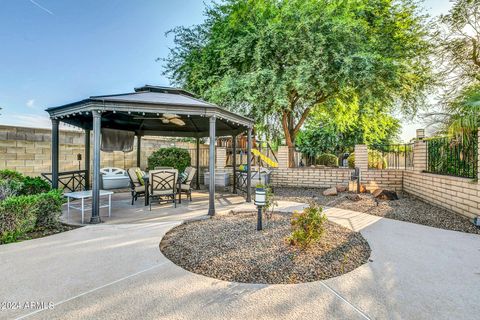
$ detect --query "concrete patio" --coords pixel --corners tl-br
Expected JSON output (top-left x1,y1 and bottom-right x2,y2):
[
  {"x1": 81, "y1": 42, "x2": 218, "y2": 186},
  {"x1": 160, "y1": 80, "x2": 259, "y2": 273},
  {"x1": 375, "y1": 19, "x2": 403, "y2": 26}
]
[
  {"x1": 61, "y1": 191, "x2": 247, "y2": 225},
  {"x1": 1, "y1": 195, "x2": 480, "y2": 320}
]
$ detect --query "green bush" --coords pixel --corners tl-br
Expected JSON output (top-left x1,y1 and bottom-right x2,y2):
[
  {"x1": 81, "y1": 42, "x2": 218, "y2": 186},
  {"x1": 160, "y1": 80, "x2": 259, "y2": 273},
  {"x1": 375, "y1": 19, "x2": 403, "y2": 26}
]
[
  {"x1": 0, "y1": 190, "x2": 64, "y2": 244},
  {"x1": 34, "y1": 190, "x2": 64, "y2": 229},
  {"x1": 147, "y1": 147, "x2": 192, "y2": 173},
  {"x1": 0, "y1": 194, "x2": 37, "y2": 244},
  {"x1": 288, "y1": 204, "x2": 327, "y2": 248},
  {"x1": 20, "y1": 176, "x2": 51, "y2": 195},
  {"x1": 0, "y1": 169, "x2": 24, "y2": 181},
  {"x1": 316, "y1": 153, "x2": 338, "y2": 167},
  {"x1": 347, "y1": 151, "x2": 387, "y2": 169},
  {"x1": 0, "y1": 179, "x2": 24, "y2": 201}
]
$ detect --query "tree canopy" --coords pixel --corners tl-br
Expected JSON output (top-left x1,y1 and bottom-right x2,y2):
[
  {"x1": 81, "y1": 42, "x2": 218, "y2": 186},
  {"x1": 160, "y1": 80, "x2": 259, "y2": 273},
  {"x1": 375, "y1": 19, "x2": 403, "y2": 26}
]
[
  {"x1": 163, "y1": 0, "x2": 433, "y2": 165},
  {"x1": 296, "y1": 96, "x2": 400, "y2": 157},
  {"x1": 427, "y1": 0, "x2": 480, "y2": 138}
]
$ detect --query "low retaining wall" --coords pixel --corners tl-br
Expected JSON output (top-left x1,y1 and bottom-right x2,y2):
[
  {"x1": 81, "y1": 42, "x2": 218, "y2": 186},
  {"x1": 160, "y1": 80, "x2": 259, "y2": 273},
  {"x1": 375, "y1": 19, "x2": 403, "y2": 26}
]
[
  {"x1": 271, "y1": 168, "x2": 353, "y2": 188},
  {"x1": 403, "y1": 171, "x2": 479, "y2": 219},
  {"x1": 362, "y1": 170, "x2": 404, "y2": 192},
  {"x1": 270, "y1": 167, "x2": 478, "y2": 219}
]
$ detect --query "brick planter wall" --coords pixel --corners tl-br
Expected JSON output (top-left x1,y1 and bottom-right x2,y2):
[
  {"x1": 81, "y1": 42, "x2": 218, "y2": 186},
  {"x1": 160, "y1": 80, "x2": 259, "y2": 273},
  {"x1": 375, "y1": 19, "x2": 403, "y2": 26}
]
[
  {"x1": 271, "y1": 168, "x2": 354, "y2": 188},
  {"x1": 403, "y1": 171, "x2": 479, "y2": 219}
]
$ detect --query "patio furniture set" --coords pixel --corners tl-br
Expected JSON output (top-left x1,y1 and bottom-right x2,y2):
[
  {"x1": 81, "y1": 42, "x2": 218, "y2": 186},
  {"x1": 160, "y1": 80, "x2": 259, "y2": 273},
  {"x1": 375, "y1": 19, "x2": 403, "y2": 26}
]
[
  {"x1": 127, "y1": 166, "x2": 197, "y2": 209},
  {"x1": 64, "y1": 166, "x2": 196, "y2": 223}
]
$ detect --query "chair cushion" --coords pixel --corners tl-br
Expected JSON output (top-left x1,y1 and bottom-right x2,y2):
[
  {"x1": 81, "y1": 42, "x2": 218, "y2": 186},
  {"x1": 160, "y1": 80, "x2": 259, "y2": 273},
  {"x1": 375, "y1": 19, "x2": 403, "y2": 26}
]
[
  {"x1": 179, "y1": 171, "x2": 188, "y2": 183},
  {"x1": 135, "y1": 168, "x2": 145, "y2": 185},
  {"x1": 180, "y1": 184, "x2": 191, "y2": 191},
  {"x1": 152, "y1": 189, "x2": 174, "y2": 196},
  {"x1": 134, "y1": 185, "x2": 145, "y2": 193}
]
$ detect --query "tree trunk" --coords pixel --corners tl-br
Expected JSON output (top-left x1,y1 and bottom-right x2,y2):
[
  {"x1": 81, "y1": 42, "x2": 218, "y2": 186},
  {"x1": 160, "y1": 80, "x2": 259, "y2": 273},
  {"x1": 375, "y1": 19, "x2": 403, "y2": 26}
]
[{"x1": 281, "y1": 107, "x2": 311, "y2": 168}]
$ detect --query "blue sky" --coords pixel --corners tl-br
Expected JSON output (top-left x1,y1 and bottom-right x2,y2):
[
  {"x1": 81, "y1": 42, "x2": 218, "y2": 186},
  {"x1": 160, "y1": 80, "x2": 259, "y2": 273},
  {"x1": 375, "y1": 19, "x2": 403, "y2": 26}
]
[{"x1": 0, "y1": 0, "x2": 452, "y2": 141}]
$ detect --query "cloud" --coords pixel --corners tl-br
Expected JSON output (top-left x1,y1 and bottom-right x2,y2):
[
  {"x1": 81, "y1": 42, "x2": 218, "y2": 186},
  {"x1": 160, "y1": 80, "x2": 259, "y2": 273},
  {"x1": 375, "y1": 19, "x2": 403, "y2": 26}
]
[
  {"x1": 26, "y1": 99, "x2": 35, "y2": 108},
  {"x1": 1, "y1": 114, "x2": 80, "y2": 131},
  {"x1": 29, "y1": 0, "x2": 54, "y2": 15}
]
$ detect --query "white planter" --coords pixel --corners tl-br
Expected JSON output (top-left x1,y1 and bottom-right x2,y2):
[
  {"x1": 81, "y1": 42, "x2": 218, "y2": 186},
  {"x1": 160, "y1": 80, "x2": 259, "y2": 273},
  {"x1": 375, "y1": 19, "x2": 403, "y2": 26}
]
[
  {"x1": 100, "y1": 167, "x2": 130, "y2": 189},
  {"x1": 204, "y1": 171, "x2": 230, "y2": 187}
]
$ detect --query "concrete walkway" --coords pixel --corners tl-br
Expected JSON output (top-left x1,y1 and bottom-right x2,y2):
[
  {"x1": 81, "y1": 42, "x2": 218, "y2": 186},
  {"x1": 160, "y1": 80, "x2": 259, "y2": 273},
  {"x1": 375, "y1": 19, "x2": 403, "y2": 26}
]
[{"x1": 1, "y1": 197, "x2": 480, "y2": 320}]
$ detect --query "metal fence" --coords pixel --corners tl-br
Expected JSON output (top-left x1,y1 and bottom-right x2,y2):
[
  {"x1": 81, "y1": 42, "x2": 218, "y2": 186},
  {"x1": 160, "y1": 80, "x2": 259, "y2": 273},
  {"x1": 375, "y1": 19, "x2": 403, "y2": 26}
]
[
  {"x1": 426, "y1": 135, "x2": 478, "y2": 179},
  {"x1": 370, "y1": 144, "x2": 414, "y2": 170},
  {"x1": 41, "y1": 170, "x2": 88, "y2": 192}
]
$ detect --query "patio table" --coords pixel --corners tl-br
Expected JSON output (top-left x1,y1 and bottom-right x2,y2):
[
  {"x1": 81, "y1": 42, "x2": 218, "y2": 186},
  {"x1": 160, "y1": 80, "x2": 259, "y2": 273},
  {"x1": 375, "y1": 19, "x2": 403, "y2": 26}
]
[{"x1": 65, "y1": 190, "x2": 113, "y2": 224}]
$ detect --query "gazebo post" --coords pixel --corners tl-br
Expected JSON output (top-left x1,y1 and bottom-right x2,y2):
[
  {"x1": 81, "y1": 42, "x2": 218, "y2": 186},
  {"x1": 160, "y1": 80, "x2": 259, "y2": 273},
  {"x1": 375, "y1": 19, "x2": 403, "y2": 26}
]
[
  {"x1": 195, "y1": 137, "x2": 200, "y2": 190},
  {"x1": 232, "y1": 134, "x2": 237, "y2": 194},
  {"x1": 208, "y1": 116, "x2": 216, "y2": 216},
  {"x1": 51, "y1": 118, "x2": 60, "y2": 189},
  {"x1": 246, "y1": 127, "x2": 252, "y2": 202},
  {"x1": 136, "y1": 135, "x2": 141, "y2": 168},
  {"x1": 84, "y1": 129, "x2": 90, "y2": 190},
  {"x1": 90, "y1": 111, "x2": 102, "y2": 224}
]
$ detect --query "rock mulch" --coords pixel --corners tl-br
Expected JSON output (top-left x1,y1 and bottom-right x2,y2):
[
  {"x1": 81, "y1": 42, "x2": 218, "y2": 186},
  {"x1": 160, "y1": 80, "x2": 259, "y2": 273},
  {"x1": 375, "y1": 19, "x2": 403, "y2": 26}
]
[
  {"x1": 274, "y1": 187, "x2": 480, "y2": 235},
  {"x1": 160, "y1": 211, "x2": 371, "y2": 284}
]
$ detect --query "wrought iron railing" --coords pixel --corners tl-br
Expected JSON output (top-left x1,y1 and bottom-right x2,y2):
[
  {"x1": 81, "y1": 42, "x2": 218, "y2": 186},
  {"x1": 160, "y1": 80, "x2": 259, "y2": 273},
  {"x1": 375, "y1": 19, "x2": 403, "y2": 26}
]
[
  {"x1": 426, "y1": 135, "x2": 478, "y2": 179},
  {"x1": 41, "y1": 170, "x2": 88, "y2": 192},
  {"x1": 370, "y1": 143, "x2": 414, "y2": 170}
]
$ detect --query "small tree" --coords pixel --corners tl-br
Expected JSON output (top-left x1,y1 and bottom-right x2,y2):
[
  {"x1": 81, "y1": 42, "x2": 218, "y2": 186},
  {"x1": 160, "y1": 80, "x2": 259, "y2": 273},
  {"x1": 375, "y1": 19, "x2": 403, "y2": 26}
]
[{"x1": 147, "y1": 147, "x2": 191, "y2": 173}]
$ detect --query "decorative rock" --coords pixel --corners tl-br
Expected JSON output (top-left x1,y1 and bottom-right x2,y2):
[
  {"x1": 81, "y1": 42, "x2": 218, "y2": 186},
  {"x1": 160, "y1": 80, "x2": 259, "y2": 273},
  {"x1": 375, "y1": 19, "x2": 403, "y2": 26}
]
[
  {"x1": 346, "y1": 194, "x2": 361, "y2": 202},
  {"x1": 323, "y1": 187, "x2": 337, "y2": 196},
  {"x1": 359, "y1": 184, "x2": 368, "y2": 193},
  {"x1": 372, "y1": 189, "x2": 398, "y2": 200},
  {"x1": 336, "y1": 184, "x2": 347, "y2": 193}
]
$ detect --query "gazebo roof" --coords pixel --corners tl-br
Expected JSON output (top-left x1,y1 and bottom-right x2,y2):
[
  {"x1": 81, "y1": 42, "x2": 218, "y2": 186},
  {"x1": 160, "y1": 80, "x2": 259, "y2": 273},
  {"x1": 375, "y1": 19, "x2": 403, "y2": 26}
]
[{"x1": 45, "y1": 85, "x2": 254, "y2": 137}]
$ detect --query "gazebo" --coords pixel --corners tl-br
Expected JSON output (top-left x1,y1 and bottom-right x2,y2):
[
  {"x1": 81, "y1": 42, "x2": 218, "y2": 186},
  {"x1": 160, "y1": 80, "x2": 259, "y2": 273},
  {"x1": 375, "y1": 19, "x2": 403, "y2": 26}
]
[{"x1": 45, "y1": 85, "x2": 254, "y2": 223}]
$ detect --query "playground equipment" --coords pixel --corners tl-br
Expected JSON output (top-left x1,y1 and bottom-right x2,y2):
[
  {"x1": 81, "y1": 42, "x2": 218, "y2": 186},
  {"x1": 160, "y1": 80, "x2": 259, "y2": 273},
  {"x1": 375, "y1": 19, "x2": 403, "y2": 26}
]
[{"x1": 252, "y1": 148, "x2": 278, "y2": 168}]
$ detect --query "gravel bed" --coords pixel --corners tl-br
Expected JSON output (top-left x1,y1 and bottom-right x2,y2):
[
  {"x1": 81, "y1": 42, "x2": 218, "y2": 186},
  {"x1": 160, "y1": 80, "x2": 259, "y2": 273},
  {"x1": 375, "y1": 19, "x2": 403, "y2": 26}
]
[
  {"x1": 160, "y1": 211, "x2": 371, "y2": 284},
  {"x1": 274, "y1": 187, "x2": 480, "y2": 235}
]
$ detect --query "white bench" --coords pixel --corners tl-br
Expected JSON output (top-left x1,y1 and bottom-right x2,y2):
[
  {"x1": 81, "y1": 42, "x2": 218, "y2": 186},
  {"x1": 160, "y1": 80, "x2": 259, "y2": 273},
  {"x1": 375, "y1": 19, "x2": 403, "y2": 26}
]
[{"x1": 65, "y1": 190, "x2": 114, "y2": 224}]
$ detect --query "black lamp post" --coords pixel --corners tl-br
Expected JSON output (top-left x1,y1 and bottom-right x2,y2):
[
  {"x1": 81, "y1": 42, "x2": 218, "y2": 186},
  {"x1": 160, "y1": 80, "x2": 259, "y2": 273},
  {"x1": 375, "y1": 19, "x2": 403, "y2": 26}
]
[
  {"x1": 255, "y1": 187, "x2": 266, "y2": 231},
  {"x1": 77, "y1": 153, "x2": 82, "y2": 170}
]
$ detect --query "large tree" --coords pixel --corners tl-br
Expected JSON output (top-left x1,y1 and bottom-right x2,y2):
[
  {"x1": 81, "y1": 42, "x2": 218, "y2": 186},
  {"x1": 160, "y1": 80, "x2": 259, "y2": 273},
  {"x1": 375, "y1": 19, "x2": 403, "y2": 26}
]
[
  {"x1": 296, "y1": 96, "x2": 401, "y2": 157},
  {"x1": 426, "y1": 0, "x2": 480, "y2": 138},
  {"x1": 163, "y1": 0, "x2": 432, "y2": 166}
]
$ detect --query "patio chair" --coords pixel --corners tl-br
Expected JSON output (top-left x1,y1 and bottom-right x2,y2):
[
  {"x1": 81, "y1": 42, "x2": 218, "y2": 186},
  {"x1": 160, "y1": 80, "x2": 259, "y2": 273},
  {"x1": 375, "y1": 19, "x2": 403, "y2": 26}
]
[
  {"x1": 127, "y1": 167, "x2": 146, "y2": 205},
  {"x1": 149, "y1": 169, "x2": 178, "y2": 210},
  {"x1": 154, "y1": 166, "x2": 174, "y2": 170},
  {"x1": 180, "y1": 167, "x2": 196, "y2": 201}
]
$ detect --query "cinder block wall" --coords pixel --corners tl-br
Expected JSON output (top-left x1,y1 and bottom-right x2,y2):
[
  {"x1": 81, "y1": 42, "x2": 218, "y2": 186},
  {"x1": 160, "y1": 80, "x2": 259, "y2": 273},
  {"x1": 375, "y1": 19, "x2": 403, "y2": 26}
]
[
  {"x1": 403, "y1": 171, "x2": 479, "y2": 219},
  {"x1": 0, "y1": 125, "x2": 200, "y2": 176},
  {"x1": 362, "y1": 170, "x2": 404, "y2": 192},
  {"x1": 270, "y1": 168, "x2": 354, "y2": 188}
]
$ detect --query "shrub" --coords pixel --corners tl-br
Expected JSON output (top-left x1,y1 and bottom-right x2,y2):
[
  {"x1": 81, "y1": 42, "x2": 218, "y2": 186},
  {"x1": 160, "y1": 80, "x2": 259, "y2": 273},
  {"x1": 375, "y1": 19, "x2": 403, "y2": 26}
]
[
  {"x1": 288, "y1": 204, "x2": 327, "y2": 248},
  {"x1": 0, "y1": 169, "x2": 24, "y2": 181},
  {"x1": 0, "y1": 190, "x2": 64, "y2": 244},
  {"x1": 34, "y1": 190, "x2": 64, "y2": 229},
  {"x1": 0, "y1": 194, "x2": 37, "y2": 244},
  {"x1": 316, "y1": 153, "x2": 338, "y2": 167},
  {"x1": 20, "y1": 176, "x2": 51, "y2": 195},
  {"x1": 0, "y1": 179, "x2": 23, "y2": 201},
  {"x1": 347, "y1": 151, "x2": 387, "y2": 169},
  {"x1": 147, "y1": 147, "x2": 192, "y2": 173}
]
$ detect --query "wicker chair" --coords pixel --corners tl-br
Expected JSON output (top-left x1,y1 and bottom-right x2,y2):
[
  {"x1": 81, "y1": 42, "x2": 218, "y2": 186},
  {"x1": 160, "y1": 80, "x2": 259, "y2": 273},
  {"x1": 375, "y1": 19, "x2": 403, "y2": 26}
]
[
  {"x1": 127, "y1": 167, "x2": 146, "y2": 205},
  {"x1": 148, "y1": 169, "x2": 178, "y2": 210}
]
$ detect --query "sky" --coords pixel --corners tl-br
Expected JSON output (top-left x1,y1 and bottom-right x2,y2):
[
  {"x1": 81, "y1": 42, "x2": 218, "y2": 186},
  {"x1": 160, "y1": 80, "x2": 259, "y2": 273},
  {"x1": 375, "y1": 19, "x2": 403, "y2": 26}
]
[{"x1": 0, "y1": 0, "x2": 453, "y2": 141}]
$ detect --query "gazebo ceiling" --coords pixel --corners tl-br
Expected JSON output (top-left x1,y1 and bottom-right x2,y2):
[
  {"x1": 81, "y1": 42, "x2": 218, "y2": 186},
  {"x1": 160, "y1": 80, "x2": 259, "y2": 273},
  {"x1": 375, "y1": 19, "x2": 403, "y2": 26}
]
[{"x1": 45, "y1": 85, "x2": 254, "y2": 137}]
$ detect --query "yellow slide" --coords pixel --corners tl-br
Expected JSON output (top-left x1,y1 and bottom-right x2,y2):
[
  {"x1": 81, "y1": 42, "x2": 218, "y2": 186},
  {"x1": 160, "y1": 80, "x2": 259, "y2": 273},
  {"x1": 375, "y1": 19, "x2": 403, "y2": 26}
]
[{"x1": 252, "y1": 148, "x2": 278, "y2": 168}]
